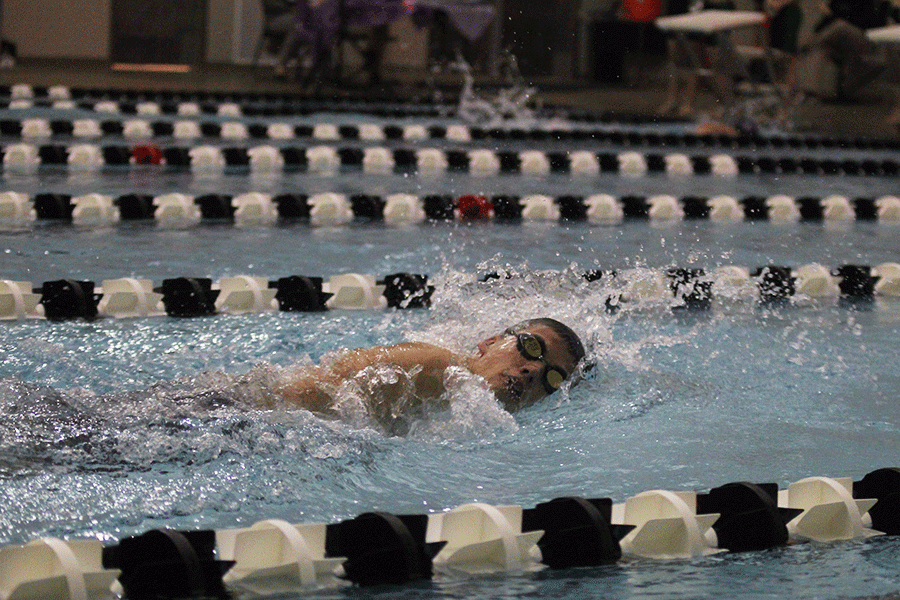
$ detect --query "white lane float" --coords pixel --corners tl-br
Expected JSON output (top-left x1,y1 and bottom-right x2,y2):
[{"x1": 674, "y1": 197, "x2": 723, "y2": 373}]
[
  {"x1": 97, "y1": 278, "x2": 165, "y2": 318},
  {"x1": 177, "y1": 102, "x2": 201, "y2": 116},
  {"x1": 362, "y1": 147, "x2": 394, "y2": 174},
  {"x1": 0, "y1": 191, "x2": 35, "y2": 222},
  {"x1": 122, "y1": 120, "x2": 153, "y2": 139},
  {"x1": 520, "y1": 150, "x2": 550, "y2": 175},
  {"x1": 325, "y1": 273, "x2": 386, "y2": 310},
  {"x1": 4, "y1": 143, "x2": 41, "y2": 172},
  {"x1": 403, "y1": 124, "x2": 428, "y2": 140},
  {"x1": 648, "y1": 194, "x2": 684, "y2": 222},
  {"x1": 217, "y1": 102, "x2": 242, "y2": 117},
  {"x1": 664, "y1": 153, "x2": 693, "y2": 176},
  {"x1": 93, "y1": 100, "x2": 119, "y2": 113},
  {"x1": 306, "y1": 145, "x2": 340, "y2": 173},
  {"x1": 221, "y1": 122, "x2": 249, "y2": 140},
  {"x1": 612, "y1": 490, "x2": 721, "y2": 559},
  {"x1": 585, "y1": 194, "x2": 623, "y2": 224},
  {"x1": 67, "y1": 144, "x2": 104, "y2": 170},
  {"x1": 72, "y1": 120, "x2": 102, "y2": 138},
  {"x1": 445, "y1": 124, "x2": 471, "y2": 142},
  {"x1": 384, "y1": 193, "x2": 425, "y2": 224},
  {"x1": 521, "y1": 194, "x2": 559, "y2": 221},
  {"x1": 873, "y1": 262, "x2": 900, "y2": 296},
  {"x1": 218, "y1": 520, "x2": 345, "y2": 594},
  {"x1": 0, "y1": 279, "x2": 43, "y2": 320},
  {"x1": 247, "y1": 146, "x2": 284, "y2": 172},
  {"x1": 876, "y1": 195, "x2": 900, "y2": 222},
  {"x1": 188, "y1": 145, "x2": 226, "y2": 172},
  {"x1": 72, "y1": 193, "x2": 118, "y2": 225},
  {"x1": 570, "y1": 150, "x2": 600, "y2": 176},
  {"x1": 313, "y1": 123, "x2": 340, "y2": 140},
  {"x1": 309, "y1": 192, "x2": 353, "y2": 226},
  {"x1": 48, "y1": 85, "x2": 71, "y2": 100},
  {"x1": 468, "y1": 149, "x2": 500, "y2": 176},
  {"x1": 794, "y1": 263, "x2": 841, "y2": 297},
  {"x1": 173, "y1": 121, "x2": 202, "y2": 139},
  {"x1": 21, "y1": 118, "x2": 52, "y2": 138},
  {"x1": 709, "y1": 154, "x2": 738, "y2": 177},
  {"x1": 266, "y1": 123, "x2": 295, "y2": 139},
  {"x1": 766, "y1": 195, "x2": 800, "y2": 222},
  {"x1": 233, "y1": 192, "x2": 278, "y2": 224},
  {"x1": 214, "y1": 276, "x2": 279, "y2": 314},
  {"x1": 711, "y1": 265, "x2": 755, "y2": 300},
  {"x1": 153, "y1": 193, "x2": 201, "y2": 224},
  {"x1": 618, "y1": 151, "x2": 647, "y2": 176},
  {"x1": 0, "y1": 537, "x2": 120, "y2": 600},
  {"x1": 821, "y1": 195, "x2": 855, "y2": 221},
  {"x1": 10, "y1": 84, "x2": 34, "y2": 99},
  {"x1": 426, "y1": 503, "x2": 543, "y2": 574},
  {"x1": 358, "y1": 123, "x2": 385, "y2": 140},
  {"x1": 136, "y1": 101, "x2": 160, "y2": 115},
  {"x1": 708, "y1": 195, "x2": 744, "y2": 222},
  {"x1": 416, "y1": 148, "x2": 448, "y2": 175},
  {"x1": 778, "y1": 477, "x2": 881, "y2": 543}
]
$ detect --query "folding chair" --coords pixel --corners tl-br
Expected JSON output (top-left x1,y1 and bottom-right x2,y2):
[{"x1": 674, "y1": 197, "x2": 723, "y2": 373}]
[
  {"x1": 332, "y1": 0, "x2": 394, "y2": 86},
  {"x1": 252, "y1": 0, "x2": 299, "y2": 71}
]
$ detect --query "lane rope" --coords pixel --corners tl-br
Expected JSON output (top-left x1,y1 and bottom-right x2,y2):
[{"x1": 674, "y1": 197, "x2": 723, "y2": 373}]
[
  {"x1": 0, "y1": 468, "x2": 897, "y2": 593},
  {"x1": 1, "y1": 264, "x2": 897, "y2": 321},
  {"x1": 5, "y1": 141, "x2": 900, "y2": 179},
  {"x1": 3, "y1": 191, "x2": 899, "y2": 224},
  {"x1": 3, "y1": 115, "x2": 899, "y2": 152}
]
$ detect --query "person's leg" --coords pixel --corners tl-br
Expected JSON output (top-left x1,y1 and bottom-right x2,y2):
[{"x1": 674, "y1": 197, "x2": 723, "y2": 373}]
[
  {"x1": 888, "y1": 88, "x2": 900, "y2": 129},
  {"x1": 365, "y1": 24, "x2": 390, "y2": 84},
  {"x1": 679, "y1": 71, "x2": 698, "y2": 115},
  {"x1": 660, "y1": 38, "x2": 691, "y2": 114},
  {"x1": 274, "y1": 27, "x2": 302, "y2": 78},
  {"x1": 774, "y1": 53, "x2": 799, "y2": 123},
  {"x1": 701, "y1": 43, "x2": 734, "y2": 115}
]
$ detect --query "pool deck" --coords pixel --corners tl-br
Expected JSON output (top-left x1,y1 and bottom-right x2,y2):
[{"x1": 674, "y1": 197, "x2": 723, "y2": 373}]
[{"x1": 1, "y1": 57, "x2": 897, "y2": 140}]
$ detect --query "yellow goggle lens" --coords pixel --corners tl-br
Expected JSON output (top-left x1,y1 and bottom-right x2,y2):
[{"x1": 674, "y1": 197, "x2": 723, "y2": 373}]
[
  {"x1": 545, "y1": 369, "x2": 564, "y2": 390},
  {"x1": 521, "y1": 336, "x2": 543, "y2": 359}
]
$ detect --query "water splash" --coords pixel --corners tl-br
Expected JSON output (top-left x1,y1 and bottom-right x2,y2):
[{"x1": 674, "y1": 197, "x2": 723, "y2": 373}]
[{"x1": 447, "y1": 49, "x2": 537, "y2": 125}]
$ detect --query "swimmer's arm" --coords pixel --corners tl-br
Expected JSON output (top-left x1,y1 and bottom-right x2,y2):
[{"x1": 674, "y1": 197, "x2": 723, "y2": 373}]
[
  {"x1": 276, "y1": 364, "x2": 335, "y2": 413},
  {"x1": 278, "y1": 342, "x2": 462, "y2": 411}
]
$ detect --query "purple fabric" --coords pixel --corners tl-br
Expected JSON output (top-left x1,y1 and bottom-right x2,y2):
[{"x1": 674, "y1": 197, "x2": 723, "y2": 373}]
[
  {"x1": 343, "y1": 0, "x2": 416, "y2": 26},
  {"x1": 412, "y1": 2, "x2": 496, "y2": 41},
  {"x1": 294, "y1": 0, "x2": 415, "y2": 62}
]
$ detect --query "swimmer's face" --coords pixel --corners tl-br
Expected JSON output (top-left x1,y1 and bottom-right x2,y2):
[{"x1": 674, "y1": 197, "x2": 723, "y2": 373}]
[{"x1": 468, "y1": 324, "x2": 579, "y2": 411}]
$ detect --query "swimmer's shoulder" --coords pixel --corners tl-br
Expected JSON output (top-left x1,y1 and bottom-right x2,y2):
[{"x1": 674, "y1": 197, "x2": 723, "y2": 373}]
[{"x1": 377, "y1": 341, "x2": 463, "y2": 370}]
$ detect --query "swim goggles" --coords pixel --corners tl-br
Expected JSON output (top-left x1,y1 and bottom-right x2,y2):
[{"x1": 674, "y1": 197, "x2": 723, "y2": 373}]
[{"x1": 506, "y1": 330, "x2": 567, "y2": 395}]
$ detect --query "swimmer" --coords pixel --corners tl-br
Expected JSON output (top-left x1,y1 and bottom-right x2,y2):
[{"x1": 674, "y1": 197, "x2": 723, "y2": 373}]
[{"x1": 277, "y1": 318, "x2": 585, "y2": 420}]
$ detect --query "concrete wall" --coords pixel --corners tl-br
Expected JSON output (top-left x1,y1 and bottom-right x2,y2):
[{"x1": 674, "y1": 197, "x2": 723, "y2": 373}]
[
  {"x1": 0, "y1": 0, "x2": 233, "y2": 61},
  {"x1": 208, "y1": 0, "x2": 241, "y2": 63},
  {"x1": 4, "y1": 0, "x2": 112, "y2": 59}
]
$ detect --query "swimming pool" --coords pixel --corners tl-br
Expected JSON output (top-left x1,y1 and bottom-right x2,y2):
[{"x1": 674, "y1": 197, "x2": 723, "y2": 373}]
[{"x1": 2, "y1": 85, "x2": 900, "y2": 599}]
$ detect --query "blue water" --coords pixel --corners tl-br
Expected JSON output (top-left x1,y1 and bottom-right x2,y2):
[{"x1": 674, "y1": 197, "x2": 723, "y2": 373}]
[{"x1": 2, "y1": 101, "x2": 900, "y2": 599}]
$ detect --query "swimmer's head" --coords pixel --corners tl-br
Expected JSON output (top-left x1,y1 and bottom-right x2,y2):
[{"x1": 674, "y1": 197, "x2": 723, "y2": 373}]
[{"x1": 468, "y1": 318, "x2": 585, "y2": 411}]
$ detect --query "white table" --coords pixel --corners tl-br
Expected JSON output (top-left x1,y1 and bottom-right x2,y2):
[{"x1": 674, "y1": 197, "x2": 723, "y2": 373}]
[
  {"x1": 866, "y1": 23, "x2": 900, "y2": 43},
  {"x1": 655, "y1": 10, "x2": 765, "y2": 34},
  {"x1": 866, "y1": 24, "x2": 900, "y2": 115},
  {"x1": 655, "y1": 10, "x2": 776, "y2": 106}
]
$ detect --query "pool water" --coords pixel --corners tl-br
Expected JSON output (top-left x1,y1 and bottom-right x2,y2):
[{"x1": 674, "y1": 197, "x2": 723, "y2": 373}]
[{"x1": 2, "y1": 95, "x2": 900, "y2": 599}]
